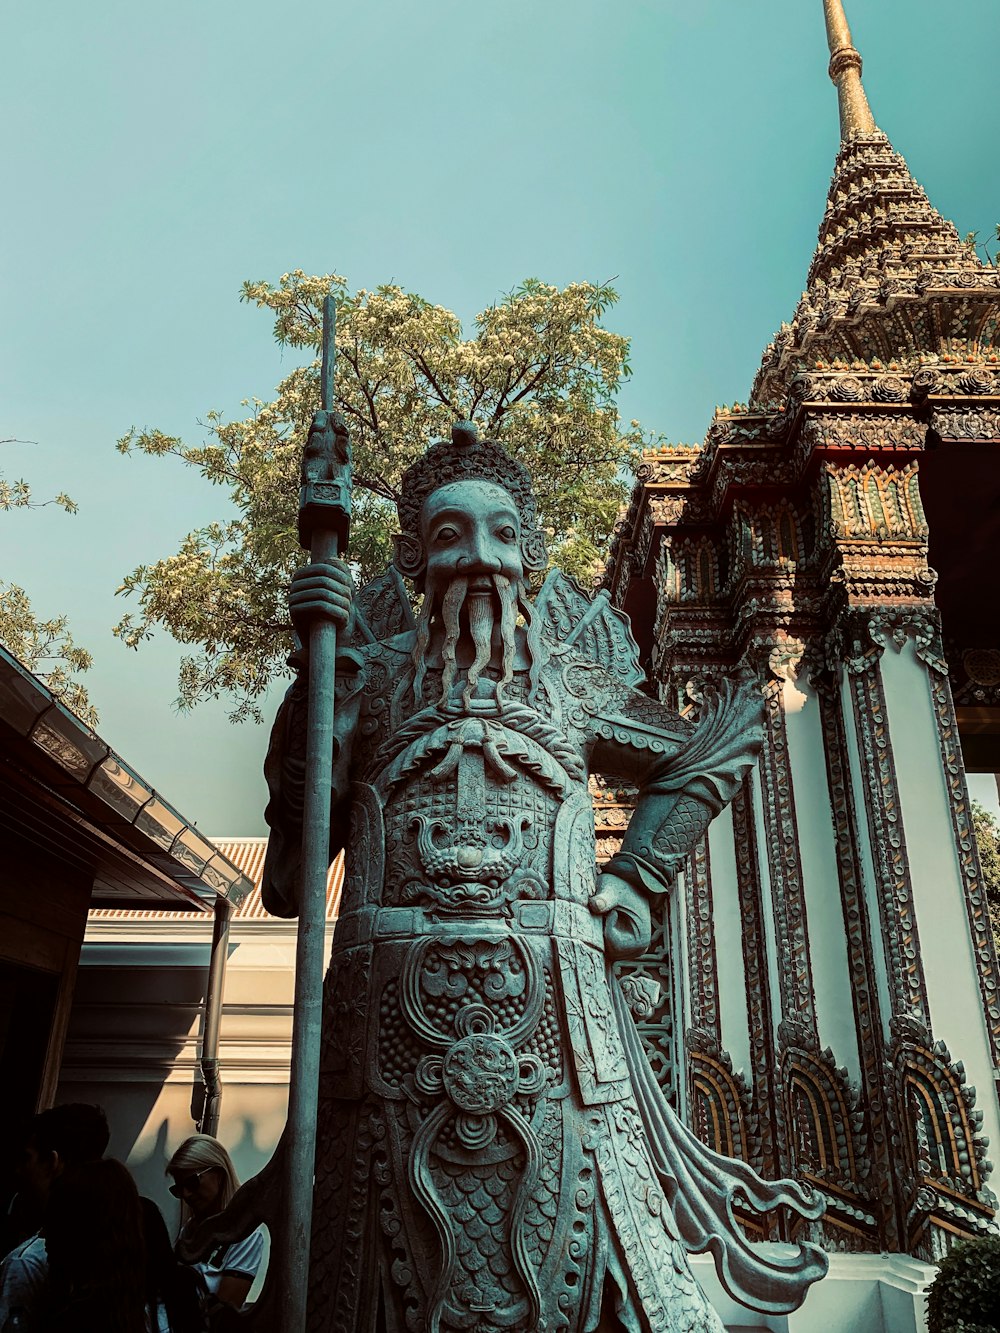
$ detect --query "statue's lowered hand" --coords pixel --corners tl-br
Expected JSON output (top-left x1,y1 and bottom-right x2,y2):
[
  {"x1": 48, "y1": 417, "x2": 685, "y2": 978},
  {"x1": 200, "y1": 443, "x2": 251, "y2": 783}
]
[
  {"x1": 289, "y1": 559, "x2": 353, "y2": 637},
  {"x1": 590, "y1": 872, "x2": 651, "y2": 960}
]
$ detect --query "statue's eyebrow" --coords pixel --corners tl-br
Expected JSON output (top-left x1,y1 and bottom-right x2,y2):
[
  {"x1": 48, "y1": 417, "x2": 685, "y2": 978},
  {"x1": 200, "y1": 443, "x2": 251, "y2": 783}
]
[
  {"x1": 485, "y1": 507, "x2": 519, "y2": 525},
  {"x1": 425, "y1": 507, "x2": 469, "y2": 527},
  {"x1": 428, "y1": 504, "x2": 519, "y2": 525}
]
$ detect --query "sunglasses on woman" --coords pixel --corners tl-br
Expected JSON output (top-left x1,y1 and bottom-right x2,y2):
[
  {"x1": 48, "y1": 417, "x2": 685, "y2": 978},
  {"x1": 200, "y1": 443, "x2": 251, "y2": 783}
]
[{"x1": 169, "y1": 1165, "x2": 214, "y2": 1198}]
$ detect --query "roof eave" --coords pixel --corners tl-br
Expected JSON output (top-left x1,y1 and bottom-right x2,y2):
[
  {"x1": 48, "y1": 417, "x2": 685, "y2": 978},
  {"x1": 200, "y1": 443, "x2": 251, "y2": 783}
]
[{"x1": 0, "y1": 647, "x2": 252, "y2": 912}]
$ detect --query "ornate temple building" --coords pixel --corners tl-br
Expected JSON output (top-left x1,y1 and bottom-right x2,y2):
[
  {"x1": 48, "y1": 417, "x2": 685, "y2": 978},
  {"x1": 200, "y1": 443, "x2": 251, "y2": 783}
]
[
  {"x1": 603, "y1": 0, "x2": 1000, "y2": 1282},
  {"x1": 48, "y1": 5, "x2": 998, "y2": 1328}
]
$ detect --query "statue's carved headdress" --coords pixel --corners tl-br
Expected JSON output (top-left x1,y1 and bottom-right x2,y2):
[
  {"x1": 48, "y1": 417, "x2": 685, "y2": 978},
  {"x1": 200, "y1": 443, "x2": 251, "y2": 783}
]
[{"x1": 394, "y1": 422, "x2": 548, "y2": 586}]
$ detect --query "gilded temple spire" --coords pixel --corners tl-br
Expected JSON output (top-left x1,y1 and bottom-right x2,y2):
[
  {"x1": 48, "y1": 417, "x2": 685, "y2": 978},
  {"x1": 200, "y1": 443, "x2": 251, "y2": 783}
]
[
  {"x1": 744, "y1": 0, "x2": 999, "y2": 403},
  {"x1": 823, "y1": 0, "x2": 877, "y2": 139}
]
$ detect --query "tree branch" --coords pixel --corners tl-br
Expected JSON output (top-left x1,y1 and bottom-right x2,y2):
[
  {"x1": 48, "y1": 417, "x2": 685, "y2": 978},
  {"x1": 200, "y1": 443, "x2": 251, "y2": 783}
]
[
  {"x1": 408, "y1": 350, "x2": 461, "y2": 416},
  {"x1": 489, "y1": 357, "x2": 552, "y2": 428}
]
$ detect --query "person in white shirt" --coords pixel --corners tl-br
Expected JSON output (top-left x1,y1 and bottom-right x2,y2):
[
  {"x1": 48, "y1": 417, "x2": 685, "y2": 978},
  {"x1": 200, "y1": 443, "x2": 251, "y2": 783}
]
[
  {"x1": 166, "y1": 1136, "x2": 263, "y2": 1320},
  {"x1": 0, "y1": 1104, "x2": 109, "y2": 1331},
  {"x1": 0, "y1": 1231, "x2": 47, "y2": 1329}
]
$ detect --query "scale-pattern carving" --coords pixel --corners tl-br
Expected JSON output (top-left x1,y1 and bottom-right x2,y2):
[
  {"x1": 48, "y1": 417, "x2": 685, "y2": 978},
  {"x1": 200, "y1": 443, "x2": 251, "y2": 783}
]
[{"x1": 436, "y1": 1147, "x2": 526, "y2": 1322}]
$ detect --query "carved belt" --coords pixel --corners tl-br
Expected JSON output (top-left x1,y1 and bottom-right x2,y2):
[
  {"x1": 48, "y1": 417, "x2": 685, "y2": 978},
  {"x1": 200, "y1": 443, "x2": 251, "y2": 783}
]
[{"x1": 331, "y1": 899, "x2": 605, "y2": 950}]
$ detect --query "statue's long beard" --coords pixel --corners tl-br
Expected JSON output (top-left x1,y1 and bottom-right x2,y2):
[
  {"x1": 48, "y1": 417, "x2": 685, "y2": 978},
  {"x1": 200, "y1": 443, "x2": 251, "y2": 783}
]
[
  {"x1": 412, "y1": 572, "x2": 538, "y2": 708},
  {"x1": 439, "y1": 578, "x2": 467, "y2": 704}
]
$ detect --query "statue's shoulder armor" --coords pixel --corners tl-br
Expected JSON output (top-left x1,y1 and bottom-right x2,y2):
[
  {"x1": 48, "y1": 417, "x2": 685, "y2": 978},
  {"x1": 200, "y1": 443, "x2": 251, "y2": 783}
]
[
  {"x1": 538, "y1": 646, "x2": 636, "y2": 738},
  {"x1": 344, "y1": 632, "x2": 418, "y2": 761},
  {"x1": 534, "y1": 569, "x2": 644, "y2": 689}
]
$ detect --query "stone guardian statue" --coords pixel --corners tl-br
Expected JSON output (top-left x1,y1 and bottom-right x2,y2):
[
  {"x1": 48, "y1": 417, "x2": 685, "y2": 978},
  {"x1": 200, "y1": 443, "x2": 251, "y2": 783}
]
[{"x1": 262, "y1": 421, "x2": 828, "y2": 1332}]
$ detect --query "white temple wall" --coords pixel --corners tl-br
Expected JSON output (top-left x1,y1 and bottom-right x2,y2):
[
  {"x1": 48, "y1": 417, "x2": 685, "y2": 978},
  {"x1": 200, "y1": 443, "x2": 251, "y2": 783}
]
[
  {"x1": 56, "y1": 920, "x2": 319, "y2": 1228},
  {"x1": 879, "y1": 639, "x2": 1000, "y2": 1150},
  {"x1": 783, "y1": 673, "x2": 861, "y2": 1081},
  {"x1": 838, "y1": 672, "x2": 894, "y2": 1040},
  {"x1": 749, "y1": 768, "x2": 785, "y2": 1040},
  {"x1": 707, "y1": 803, "x2": 751, "y2": 1077}
]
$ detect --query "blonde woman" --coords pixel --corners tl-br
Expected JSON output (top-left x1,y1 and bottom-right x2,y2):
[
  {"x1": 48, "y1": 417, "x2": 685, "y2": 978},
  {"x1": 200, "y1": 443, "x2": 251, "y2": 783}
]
[{"x1": 166, "y1": 1136, "x2": 262, "y2": 1320}]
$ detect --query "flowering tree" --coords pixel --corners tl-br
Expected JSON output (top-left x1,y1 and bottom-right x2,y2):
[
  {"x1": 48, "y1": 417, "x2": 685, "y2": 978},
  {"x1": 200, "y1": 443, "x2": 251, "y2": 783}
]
[
  {"x1": 115, "y1": 273, "x2": 646, "y2": 719},
  {"x1": 0, "y1": 450, "x2": 96, "y2": 724},
  {"x1": 972, "y1": 801, "x2": 1000, "y2": 953}
]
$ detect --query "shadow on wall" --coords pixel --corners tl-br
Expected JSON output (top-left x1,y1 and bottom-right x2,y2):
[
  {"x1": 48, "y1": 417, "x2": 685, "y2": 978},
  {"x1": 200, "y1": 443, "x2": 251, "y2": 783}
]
[
  {"x1": 55, "y1": 931, "x2": 292, "y2": 1236},
  {"x1": 131, "y1": 1113, "x2": 283, "y2": 1240},
  {"x1": 55, "y1": 941, "x2": 214, "y2": 1187}
]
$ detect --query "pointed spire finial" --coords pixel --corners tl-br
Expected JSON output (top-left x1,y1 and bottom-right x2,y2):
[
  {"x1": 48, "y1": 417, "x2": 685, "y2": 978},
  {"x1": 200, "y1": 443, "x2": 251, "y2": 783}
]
[{"x1": 823, "y1": 0, "x2": 877, "y2": 139}]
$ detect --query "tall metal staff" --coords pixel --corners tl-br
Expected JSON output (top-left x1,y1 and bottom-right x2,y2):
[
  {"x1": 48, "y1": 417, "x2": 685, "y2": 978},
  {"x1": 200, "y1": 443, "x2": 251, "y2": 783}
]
[{"x1": 283, "y1": 294, "x2": 351, "y2": 1332}]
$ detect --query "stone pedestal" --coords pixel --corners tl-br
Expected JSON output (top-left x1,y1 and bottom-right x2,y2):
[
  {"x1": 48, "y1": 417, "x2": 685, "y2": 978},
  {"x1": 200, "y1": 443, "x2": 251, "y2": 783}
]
[{"x1": 692, "y1": 1250, "x2": 934, "y2": 1333}]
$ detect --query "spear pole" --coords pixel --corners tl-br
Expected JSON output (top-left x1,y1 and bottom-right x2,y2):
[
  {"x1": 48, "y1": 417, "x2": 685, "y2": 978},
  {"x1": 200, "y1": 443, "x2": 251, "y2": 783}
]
[{"x1": 283, "y1": 293, "x2": 350, "y2": 1333}]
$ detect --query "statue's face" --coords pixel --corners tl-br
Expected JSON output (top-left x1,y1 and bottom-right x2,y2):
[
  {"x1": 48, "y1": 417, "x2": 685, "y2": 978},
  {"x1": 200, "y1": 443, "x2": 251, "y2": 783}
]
[{"x1": 420, "y1": 479, "x2": 524, "y2": 604}]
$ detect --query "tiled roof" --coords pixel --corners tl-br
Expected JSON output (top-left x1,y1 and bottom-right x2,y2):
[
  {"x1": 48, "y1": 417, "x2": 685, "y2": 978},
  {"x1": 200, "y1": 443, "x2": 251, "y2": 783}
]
[
  {"x1": 0, "y1": 646, "x2": 250, "y2": 912},
  {"x1": 89, "y1": 838, "x2": 344, "y2": 923}
]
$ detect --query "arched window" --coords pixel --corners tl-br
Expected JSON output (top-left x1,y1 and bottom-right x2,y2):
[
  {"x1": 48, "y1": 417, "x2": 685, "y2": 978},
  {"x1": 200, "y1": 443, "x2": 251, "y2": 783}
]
[
  {"x1": 846, "y1": 476, "x2": 865, "y2": 532},
  {"x1": 905, "y1": 1070, "x2": 960, "y2": 1181},
  {"x1": 790, "y1": 1080, "x2": 821, "y2": 1166},
  {"x1": 777, "y1": 509, "x2": 798, "y2": 560},
  {"x1": 693, "y1": 1079, "x2": 729, "y2": 1157},
  {"x1": 698, "y1": 547, "x2": 713, "y2": 598}
]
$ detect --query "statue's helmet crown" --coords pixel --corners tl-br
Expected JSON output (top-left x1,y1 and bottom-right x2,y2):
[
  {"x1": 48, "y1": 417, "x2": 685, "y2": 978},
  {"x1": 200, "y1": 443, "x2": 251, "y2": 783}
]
[{"x1": 394, "y1": 422, "x2": 548, "y2": 584}]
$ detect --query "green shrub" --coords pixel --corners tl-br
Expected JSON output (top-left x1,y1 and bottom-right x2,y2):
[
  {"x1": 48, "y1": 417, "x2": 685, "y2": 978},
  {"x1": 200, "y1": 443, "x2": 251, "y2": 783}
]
[{"x1": 926, "y1": 1233, "x2": 1000, "y2": 1332}]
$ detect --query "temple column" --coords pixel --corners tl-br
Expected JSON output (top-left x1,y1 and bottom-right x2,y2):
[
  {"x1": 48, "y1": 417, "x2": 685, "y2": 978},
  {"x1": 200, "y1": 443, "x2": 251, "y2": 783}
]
[
  {"x1": 740, "y1": 637, "x2": 878, "y2": 1248},
  {"x1": 729, "y1": 777, "x2": 782, "y2": 1186},
  {"x1": 811, "y1": 661, "x2": 898, "y2": 1248},
  {"x1": 836, "y1": 608, "x2": 1000, "y2": 1253}
]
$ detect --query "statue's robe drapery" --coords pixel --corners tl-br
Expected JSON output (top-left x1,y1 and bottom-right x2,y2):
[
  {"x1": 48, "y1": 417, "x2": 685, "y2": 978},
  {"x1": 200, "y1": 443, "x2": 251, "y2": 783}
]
[{"x1": 263, "y1": 572, "x2": 826, "y2": 1333}]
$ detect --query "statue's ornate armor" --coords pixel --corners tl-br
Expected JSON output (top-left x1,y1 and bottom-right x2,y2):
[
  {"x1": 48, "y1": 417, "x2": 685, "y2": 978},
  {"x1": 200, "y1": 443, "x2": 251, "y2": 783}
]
[{"x1": 264, "y1": 571, "x2": 826, "y2": 1333}]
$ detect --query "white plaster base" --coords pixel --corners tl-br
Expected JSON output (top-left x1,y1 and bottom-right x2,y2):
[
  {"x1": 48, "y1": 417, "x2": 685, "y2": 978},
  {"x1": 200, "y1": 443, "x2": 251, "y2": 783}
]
[{"x1": 689, "y1": 1250, "x2": 935, "y2": 1333}]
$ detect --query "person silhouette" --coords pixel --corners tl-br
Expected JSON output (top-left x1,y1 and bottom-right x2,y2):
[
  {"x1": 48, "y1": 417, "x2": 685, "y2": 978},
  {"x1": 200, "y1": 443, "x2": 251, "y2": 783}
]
[{"x1": 0, "y1": 1104, "x2": 109, "y2": 1331}]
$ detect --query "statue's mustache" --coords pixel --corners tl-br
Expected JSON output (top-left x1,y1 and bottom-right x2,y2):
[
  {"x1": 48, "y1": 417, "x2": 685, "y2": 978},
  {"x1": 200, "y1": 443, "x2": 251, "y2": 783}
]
[{"x1": 411, "y1": 572, "x2": 529, "y2": 708}]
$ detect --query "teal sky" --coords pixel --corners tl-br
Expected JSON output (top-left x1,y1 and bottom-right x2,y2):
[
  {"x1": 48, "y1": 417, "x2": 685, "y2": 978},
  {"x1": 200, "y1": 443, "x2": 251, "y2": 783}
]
[{"x1": 2, "y1": 0, "x2": 998, "y2": 834}]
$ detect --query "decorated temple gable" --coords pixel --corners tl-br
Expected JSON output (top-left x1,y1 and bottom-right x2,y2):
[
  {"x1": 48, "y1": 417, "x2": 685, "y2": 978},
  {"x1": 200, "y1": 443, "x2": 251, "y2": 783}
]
[{"x1": 602, "y1": 0, "x2": 1000, "y2": 1262}]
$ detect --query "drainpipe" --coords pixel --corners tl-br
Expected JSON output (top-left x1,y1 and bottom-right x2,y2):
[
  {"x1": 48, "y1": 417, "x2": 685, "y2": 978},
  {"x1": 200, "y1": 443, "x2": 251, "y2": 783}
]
[{"x1": 198, "y1": 896, "x2": 233, "y2": 1137}]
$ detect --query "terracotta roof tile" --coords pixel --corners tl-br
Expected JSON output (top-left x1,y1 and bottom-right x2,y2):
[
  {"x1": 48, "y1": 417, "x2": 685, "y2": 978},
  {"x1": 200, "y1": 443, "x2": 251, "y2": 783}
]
[{"x1": 89, "y1": 838, "x2": 343, "y2": 923}]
